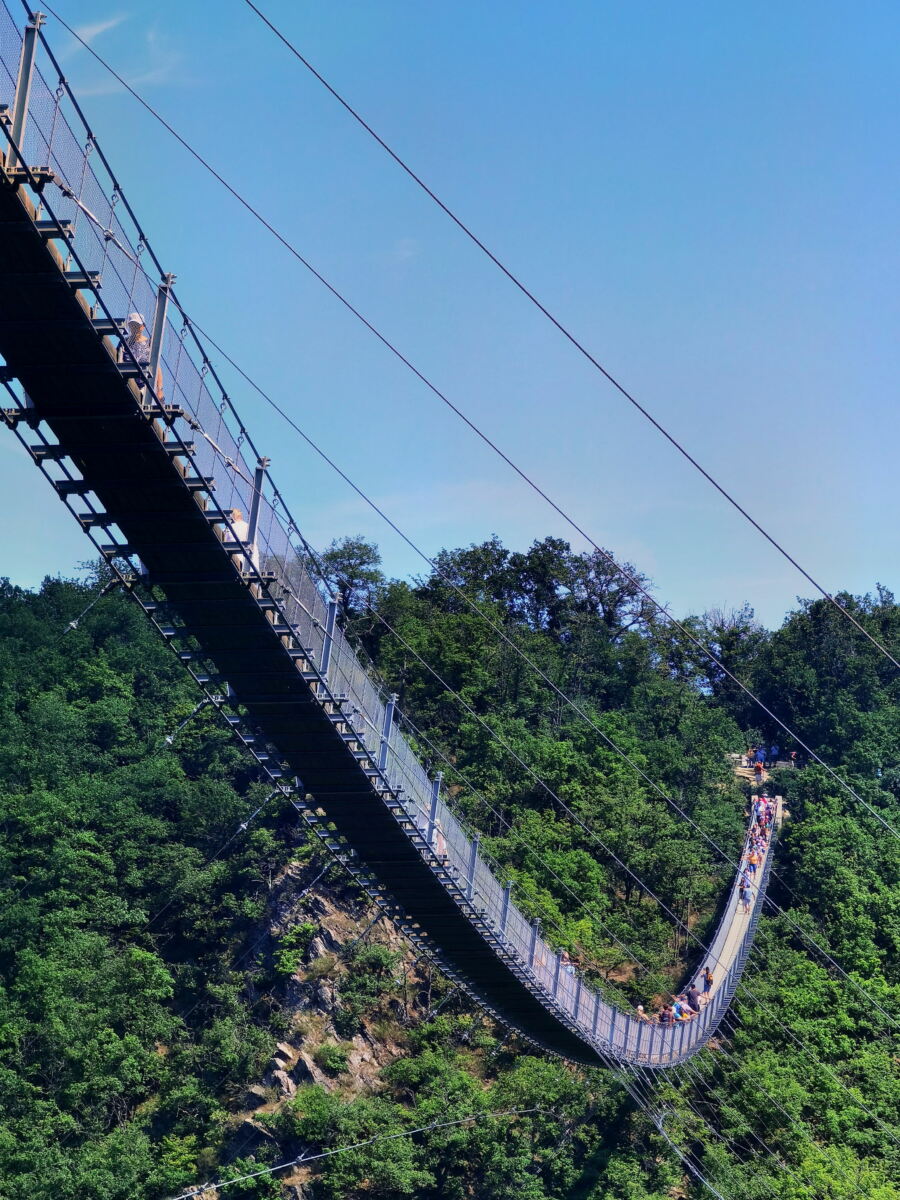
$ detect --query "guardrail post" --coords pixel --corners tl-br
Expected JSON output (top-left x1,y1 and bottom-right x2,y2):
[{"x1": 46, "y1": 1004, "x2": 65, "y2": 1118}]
[
  {"x1": 499, "y1": 881, "x2": 512, "y2": 938},
  {"x1": 591, "y1": 992, "x2": 600, "y2": 1035},
  {"x1": 8, "y1": 12, "x2": 44, "y2": 170},
  {"x1": 378, "y1": 693, "x2": 398, "y2": 772},
  {"x1": 635, "y1": 1020, "x2": 644, "y2": 1060},
  {"x1": 647, "y1": 1024, "x2": 657, "y2": 1063},
  {"x1": 466, "y1": 834, "x2": 479, "y2": 900},
  {"x1": 148, "y1": 273, "x2": 175, "y2": 395},
  {"x1": 609, "y1": 1008, "x2": 617, "y2": 1048},
  {"x1": 573, "y1": 976, "x2": 582, "y2": 1020},
  {"x1": 246, "y1": 455, "x2": 269, "y2": 555},
  {"x1": 528, "y1": 918, "x2": 541, "y2": 968},
  {"x1": 552, "y1": 951, "x2": 562, "y2": 998},
  {"x1": 426, "y1": 771, "x2": 442, "y2": 845},
  {"x1": 677, "y1": 1019, "x2": 686, "y2": 1059},
  {"x1": 320, "y1": 594, "x2": 339, "y2": 677}
]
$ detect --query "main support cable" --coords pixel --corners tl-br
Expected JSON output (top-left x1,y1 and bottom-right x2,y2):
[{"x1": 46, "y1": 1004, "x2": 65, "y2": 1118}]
[
  {"x1": 37, "y1": 7, "x2": 900, "y2": 848},
  {"x1": 1, "y1": 9, "x2": 897, "y2": 1104},
  {"x1": 153, "y1": 307, "x2": 900, "y2": 1034},
  {"x1": 240, "y1": 0, "x2": 900, "y2": 678}
]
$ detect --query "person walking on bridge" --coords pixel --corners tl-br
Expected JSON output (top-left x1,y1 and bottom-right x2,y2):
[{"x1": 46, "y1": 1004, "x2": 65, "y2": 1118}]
[
  {"x1": 700, "y1": 965, "x2": 713, "y2": 1003},
  {"x1": 747, "y1": 846, "x2": 761, "y2": 881}
]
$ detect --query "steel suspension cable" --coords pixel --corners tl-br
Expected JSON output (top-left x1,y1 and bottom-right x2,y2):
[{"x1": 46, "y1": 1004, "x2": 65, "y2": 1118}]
[
  {"x1": 17, "y1": 12, "x2": 900, "y2": 1146},
  {"x1": 240, "y1": 0, "x2": 900, "y2": 679},
  {"x1": 39, "y1": 6, "x2": 900, "y2": 851},
  {"x1": 395, "y1": 664, "x2": 900, "y2": 1186},
  {"x1": 166, "y1": 305, "x2": 900, "y2": 1035},
  {"x1": 362, "y1": 597, "x2": 900, "y2": 1033}
]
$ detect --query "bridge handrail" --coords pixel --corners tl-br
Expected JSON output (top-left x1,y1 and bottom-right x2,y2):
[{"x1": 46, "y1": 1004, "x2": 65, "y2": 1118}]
[{"x1": 0, "y1": 5, "x2": 777, "y2": 1067}]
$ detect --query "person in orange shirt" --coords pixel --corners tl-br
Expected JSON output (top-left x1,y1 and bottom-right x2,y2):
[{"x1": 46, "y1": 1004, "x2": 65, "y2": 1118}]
[{"x1": 747, "y1": 846, "x2": 761, "y2": 880}]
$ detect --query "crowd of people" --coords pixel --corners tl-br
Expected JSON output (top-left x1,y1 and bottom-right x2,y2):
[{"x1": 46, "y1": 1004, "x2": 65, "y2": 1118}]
[
  {"x1": 745, "y1": 742, "x2": 800, "y2": 774},
  {"x1": 635, "y1": 965, "x2": 715, "y2": 1025},
  {"x1": 633, "y1": 792, "x2": 778, "y2": 1027},
  {"x1": 738, "y1": 792, "x2": 775, "y2": 913}
]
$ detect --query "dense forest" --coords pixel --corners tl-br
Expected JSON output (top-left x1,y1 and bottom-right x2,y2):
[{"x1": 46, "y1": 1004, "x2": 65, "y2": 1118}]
[{"x1": 1, "y1": 536, "x2": 899, "y2": 1199}]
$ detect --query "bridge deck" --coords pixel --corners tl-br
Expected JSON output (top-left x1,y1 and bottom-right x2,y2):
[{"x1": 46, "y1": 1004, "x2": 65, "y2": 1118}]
[{"x1": 0, "y1": 9, "x2": 778, "y2": 1070}]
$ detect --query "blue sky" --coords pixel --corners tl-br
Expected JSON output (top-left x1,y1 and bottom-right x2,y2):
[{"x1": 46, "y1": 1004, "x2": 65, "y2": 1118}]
[{"x1": 1, "y1": 0, "x2": 898, "y2": 628}]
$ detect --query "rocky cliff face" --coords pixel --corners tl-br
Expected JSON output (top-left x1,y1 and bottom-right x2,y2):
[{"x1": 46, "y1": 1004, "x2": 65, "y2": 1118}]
[{"x1": 222, "y1": 854, "x2": 448, "y2": 1176}]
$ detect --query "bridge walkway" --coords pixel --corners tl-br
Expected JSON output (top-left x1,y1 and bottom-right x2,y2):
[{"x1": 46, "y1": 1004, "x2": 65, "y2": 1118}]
[{"x1": 0, "y1": 5, "x2": 778, "y2": 1070}]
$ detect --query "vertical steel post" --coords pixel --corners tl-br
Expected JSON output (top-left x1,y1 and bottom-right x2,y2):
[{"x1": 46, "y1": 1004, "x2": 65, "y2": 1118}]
[
  {"x1": 677, "y1": 1020, "x2": 686, "y2": 1059},
  {"x1": 499, "y1": 881, "x2": 512, "y2": 938},
  {"x1": 635, "y1": 1021, "x2": 644, "y2": 1060},
  {"x1": 528, "y1": 917, "x2": 541, "y2": 968},
  {"x1": 552, "y1": 951, "x2": 562, "y2": 998},
  {"x1": 648, "y1": 1024, "x2": 658, "y2": 1063},
  {"x1": 8, "y1": 13, "x2": 44, "y2": 170},
  {"x1": 426, "y1": 771, "x2": 442, "y2": 845},
  {"x1": 320, "y1": 594, "x2": 339, "y2": 678},
  {"x1": 466, "y1": 834, "x2": 479, "y2": 900},
  {"x1": 147, "y1": 273, "x2": 175, "y2": 396},
  {"x1": 246, "y1": 455, "x2": 270, "y2": 554},
  {"x1": 591, "y1": 992, "x2": 600, "y2": 1035},
  {"x1": 378, "y1": 693, "x2": 397, "y2": 772},
  {"x1": 609, "y1": 1008, "x2": 618, "y2": 1049},
  {"x1": 573, "y1": 977, "x2": 582, "y2": 1021}
]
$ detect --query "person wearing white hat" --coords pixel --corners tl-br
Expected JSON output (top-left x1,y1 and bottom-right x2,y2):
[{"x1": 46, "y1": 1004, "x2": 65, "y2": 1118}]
[{"x1": 123, "y1": 312, "x2": 164, "y2": 400}]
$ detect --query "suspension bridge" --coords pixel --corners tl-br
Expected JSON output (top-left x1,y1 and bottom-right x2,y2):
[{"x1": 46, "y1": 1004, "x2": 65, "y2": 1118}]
[{"x1": 0, "y1": 8, "x2": 777, "y2": 1073}]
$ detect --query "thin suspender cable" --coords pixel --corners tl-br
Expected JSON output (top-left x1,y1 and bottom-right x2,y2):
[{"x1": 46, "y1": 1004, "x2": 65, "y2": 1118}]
[
  {"x1": 396, "y1": 708, "x2": 655, "y2": 975},
  {"x1": 111, "y1": 283, "x2": 900, "y2": 1039},
  {"x1": 612, "y1": 1065, "x2": 732, "y2": 1200},
  {"x1": 623, "y1": 1062, "x2": 789, "y2": 1200},
  {"x1": 697, "y1": 1013, "x2": 891, "y2": 1196},
  {"x1": 38, "y1": 6, "x2": 900, "y2": 850},
  {"x1": 240, "y1": 0, "x2": 900, "y2": 678},
  {"x1": 721, "y1": 974, "x2": 900, "y2": 1152},
  {"x1": 166, "y1": 1107, "x2": 562, "y2": 1199},
  {"x1": 395, "y1": 667, "x2": 896, "y2": 1191},
  {"x1": 365, "y1": 598, "x2": 900, "y2": 1033},
  {"x1": 11, "y1": 13, "x2": 897, "y2": 1136},
  {"x1": 673, "y1": 1057, "x2": 829, "y2": 1194},
  {"x1": 164, "y1": 308, "x2": 900, "y2": 1034}
]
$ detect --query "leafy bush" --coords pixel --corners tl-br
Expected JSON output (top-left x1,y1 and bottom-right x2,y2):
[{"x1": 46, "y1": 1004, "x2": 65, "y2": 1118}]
[
  {"x1": 273, "y1": 921, "x2": 317, "y2": 976},
  {"x1": 313, "y1": 1042, "x2": 351, "y2": 1075}
]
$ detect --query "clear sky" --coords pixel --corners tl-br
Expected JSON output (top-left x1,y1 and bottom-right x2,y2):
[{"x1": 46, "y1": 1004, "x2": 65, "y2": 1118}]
[{"x1": 2, "y1": 0, "x2": 898, "y2": 629}]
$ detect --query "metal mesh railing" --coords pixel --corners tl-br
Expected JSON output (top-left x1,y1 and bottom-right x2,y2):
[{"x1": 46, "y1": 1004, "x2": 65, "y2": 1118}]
[{"x1": 0, "y1": 4, "x2": 776, "y2": 1068}]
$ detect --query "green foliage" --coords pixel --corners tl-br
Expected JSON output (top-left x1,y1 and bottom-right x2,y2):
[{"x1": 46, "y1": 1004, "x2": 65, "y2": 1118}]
[
  {"x1": 3, "y1": 550, "x2": 900, "y2": 1199},
  {"x1": 272, "y1": 921, "x2": 317, "y2": 976},
  {"x1": 0, "y1": 576, "x2": 298, "y2": 1197},
  {"x1": 313, "y1": 1042, "x2": 351, "y2": 1075},
  {"x1": 334, "y1": 943, "x2": 402, "y2": 1037}
]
